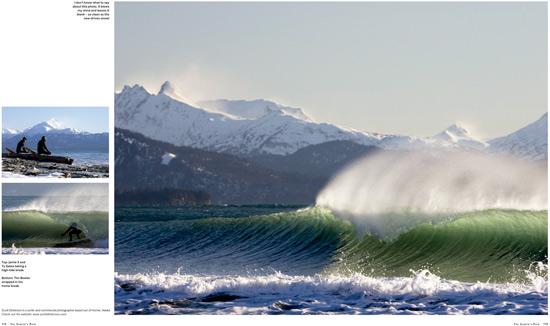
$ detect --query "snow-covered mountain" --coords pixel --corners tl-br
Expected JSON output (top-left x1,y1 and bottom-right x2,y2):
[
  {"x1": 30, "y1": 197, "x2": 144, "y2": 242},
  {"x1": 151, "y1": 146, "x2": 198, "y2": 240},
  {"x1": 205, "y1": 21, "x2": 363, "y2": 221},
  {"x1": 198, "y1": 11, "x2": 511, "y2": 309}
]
[
  {"x1": 3, "y1": 118, "x2": 108, "y2": 150},
  {"x1": 433, "y1": 124, "x2": 488, "y2": 151},
  {"x1": 197, "y1": 99, "x2": 313, "y2": 121},
  {"x1": 115, "y1": 82, "x2": 462, "y2": 156},
  {"x1": 2, "y1": 127, "x2": 22, "y2": 135},
  {"x1": 115, "y1": 81, "x2": 547, "y2": 160},
  {"x1": 16, "y1": 118, "x2": 87, "y2": 136},
  {"x1": 486, "y1": 113, "x2": 547, "y2": 161}
]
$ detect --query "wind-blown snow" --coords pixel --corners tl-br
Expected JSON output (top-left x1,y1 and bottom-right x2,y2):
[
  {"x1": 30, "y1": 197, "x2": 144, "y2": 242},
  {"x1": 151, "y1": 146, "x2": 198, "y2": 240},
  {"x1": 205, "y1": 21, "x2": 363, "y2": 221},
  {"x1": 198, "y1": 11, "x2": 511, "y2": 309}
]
[
  {"x1": 158, "y1": 81, "x2": 198, "y2": 107},
  {"x1": 198, "y1": 99, "x2": 313, "y2": 121}
]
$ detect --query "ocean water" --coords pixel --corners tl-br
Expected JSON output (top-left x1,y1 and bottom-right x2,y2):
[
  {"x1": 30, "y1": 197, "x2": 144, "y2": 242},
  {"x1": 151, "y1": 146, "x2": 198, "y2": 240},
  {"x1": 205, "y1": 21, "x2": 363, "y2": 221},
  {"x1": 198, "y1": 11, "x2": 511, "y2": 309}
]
[
  {"x1": 2, "y1": 195, "x2": 109, "y2": 252},
  {"x1": 115, "y1": 151, "x2": 547, "y2": 315},
  {"x1": 52, "y1": 149, "x2": 109, "y2": 166},
  {"x1": 114, "y1": 205, "x2": 548, "y2": 315}
]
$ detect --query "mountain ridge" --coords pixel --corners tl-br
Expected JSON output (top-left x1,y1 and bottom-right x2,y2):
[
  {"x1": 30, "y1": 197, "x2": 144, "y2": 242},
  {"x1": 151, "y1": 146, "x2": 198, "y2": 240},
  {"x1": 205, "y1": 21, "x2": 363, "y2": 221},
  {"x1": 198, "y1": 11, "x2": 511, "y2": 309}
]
[
  {"x1": 115, "y1": 81, "x2": 547, "y2": 161},
  {"x1": 115, "y1": 82, "x2": 465, "y2": 156}
]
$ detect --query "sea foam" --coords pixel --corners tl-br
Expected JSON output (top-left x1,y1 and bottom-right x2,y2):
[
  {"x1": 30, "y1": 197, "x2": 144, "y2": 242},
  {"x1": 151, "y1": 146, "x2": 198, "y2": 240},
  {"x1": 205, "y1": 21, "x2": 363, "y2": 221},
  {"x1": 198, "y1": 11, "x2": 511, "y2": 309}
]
[{"x1": 114, "y1": 269, "x2": 547, "y2": 315}]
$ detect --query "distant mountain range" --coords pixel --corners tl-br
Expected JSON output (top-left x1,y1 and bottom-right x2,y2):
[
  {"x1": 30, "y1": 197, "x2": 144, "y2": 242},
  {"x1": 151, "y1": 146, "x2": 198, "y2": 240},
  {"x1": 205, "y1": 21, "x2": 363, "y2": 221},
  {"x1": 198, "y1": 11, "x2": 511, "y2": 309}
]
[
  {"x1": 114, "y1": 81, "x2": 547, "y2": 204},
  {"x1": 115, "y1": 82, "x2": 460, "y2": 157},
  {"x1": 116, "y1": 81, "x2": 547, "y2": 161},
  {"x1": 3, "y1": 118, "x2": 108, "y2": 150}
]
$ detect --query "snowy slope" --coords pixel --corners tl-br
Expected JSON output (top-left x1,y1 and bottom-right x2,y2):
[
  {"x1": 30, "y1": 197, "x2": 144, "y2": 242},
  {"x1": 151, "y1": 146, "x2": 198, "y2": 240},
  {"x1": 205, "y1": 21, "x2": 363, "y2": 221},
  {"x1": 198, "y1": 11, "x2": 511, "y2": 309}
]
[
  {"x1": 18, "y1": 118, "x2": 87, "y2": 136},
  {"x1": 486, "y1": 113, "x2": 548, "y2": 161},
  {"x1": 198, "y1": 99, "x2": 313, "y2": 121},
  {"x1": 2, "y1": 128, "x2": 22, "y2": 135},
  {"x1": 433, "y1": 124, "x2": 488, "y2": 150},
  {"x1": 115, "y1": 82, "x2": 462, "y2": 156}
]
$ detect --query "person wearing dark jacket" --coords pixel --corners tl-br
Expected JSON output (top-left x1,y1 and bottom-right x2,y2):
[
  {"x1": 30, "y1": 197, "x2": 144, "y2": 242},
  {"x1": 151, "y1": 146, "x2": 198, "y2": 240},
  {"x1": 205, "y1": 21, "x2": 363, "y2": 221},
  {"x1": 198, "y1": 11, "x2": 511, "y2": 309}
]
[
  {"x1": 61, "y1": 222, "x2": 83, "y2": 241},
  {"x1": 37, "y1": 136, "x2": 51, "y2": 155},
  {"x1": 16, "y1": 137, "x2": 28, "y2": 153}
]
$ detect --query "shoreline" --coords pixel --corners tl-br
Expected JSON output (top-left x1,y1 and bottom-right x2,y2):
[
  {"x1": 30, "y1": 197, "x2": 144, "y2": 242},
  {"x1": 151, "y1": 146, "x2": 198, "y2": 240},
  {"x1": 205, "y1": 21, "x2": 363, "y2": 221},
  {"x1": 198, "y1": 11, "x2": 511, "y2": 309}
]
[{"x1": 2, "y1": 157, "x2": 109, "y2": 178}]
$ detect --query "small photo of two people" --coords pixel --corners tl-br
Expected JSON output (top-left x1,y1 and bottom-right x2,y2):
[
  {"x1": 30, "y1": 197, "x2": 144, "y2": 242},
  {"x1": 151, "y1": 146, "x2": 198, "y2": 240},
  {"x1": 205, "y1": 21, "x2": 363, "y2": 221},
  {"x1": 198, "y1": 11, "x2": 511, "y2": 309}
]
[
  {"x1": 16, "y1": 136, "x2": 51, "y2": 155},
  {"x1": 2, "y1": 107, "x2": 109, "y2": 178}
]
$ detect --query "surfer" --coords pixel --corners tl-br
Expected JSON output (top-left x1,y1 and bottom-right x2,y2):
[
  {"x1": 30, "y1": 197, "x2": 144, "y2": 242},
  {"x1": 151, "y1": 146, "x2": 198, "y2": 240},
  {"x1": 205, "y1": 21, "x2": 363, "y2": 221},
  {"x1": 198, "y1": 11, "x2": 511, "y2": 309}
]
[
  {"x1": 16, "y1": 137, "x2": 28, "y2": 153},
  {"x1": 37, "y1": 136, "x2": 51, "y2": 155},
  {"x1": 61, "y1": 222, "x2": 83, "y2": 241}
]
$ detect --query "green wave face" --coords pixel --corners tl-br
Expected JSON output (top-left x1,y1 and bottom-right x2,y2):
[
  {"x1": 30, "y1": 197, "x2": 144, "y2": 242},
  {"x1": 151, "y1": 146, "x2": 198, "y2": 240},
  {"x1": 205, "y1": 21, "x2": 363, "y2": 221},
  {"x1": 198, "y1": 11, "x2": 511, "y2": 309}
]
[
  {"x1": 115, "y1": 206, "x2": 546, "y2": 284},
  {"x1": 2, "y1": 210, "x2": 109, "y2": 248},
  {"x1": 325, "y1": 209, "x2": 548, "y2": 283}
]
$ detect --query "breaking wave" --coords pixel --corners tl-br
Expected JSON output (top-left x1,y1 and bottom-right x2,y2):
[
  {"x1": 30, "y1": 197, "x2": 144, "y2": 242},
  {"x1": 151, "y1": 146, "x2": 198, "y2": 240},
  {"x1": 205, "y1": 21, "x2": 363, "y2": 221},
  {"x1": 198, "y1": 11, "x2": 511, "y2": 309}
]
[{"x1": 316, "y1": 151, "x2": 547, "y2": 239}]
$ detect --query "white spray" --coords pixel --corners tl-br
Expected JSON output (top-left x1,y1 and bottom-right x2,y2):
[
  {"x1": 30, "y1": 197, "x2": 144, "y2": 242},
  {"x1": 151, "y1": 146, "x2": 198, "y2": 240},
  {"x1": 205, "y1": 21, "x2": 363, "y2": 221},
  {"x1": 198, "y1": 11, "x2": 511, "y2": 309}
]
[
  {"x1": 6, "y1": 184, "x2": 109, "y2": 212},
  {"x1": 316, "y1": 150, "x2": 547, "y2": 240}
]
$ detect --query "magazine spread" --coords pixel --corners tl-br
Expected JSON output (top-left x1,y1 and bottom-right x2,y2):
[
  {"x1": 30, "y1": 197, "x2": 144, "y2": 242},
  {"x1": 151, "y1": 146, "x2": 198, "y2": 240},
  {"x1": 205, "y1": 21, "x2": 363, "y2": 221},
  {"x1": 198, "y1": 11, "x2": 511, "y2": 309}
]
[{"x1": 0, "y1": 1, "x2": 548, "y2": 326}]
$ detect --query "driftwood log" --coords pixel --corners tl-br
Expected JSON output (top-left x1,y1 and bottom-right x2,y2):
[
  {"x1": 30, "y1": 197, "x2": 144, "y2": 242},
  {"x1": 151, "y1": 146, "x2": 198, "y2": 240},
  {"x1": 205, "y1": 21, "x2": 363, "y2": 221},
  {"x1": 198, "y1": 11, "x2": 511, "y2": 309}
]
[{"x1": 2, "y1": 152, "x2": 74, "y2": 165}]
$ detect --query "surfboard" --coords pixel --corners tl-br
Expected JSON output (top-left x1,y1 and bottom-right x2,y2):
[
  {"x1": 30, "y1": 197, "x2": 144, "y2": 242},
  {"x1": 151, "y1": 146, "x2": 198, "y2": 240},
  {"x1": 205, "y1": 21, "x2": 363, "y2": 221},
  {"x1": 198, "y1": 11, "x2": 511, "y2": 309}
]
[
  {"x1": 23, "y1": 146, "x2": 37, "y2": 154},
  {"x1": 5, "y1": 147, "x2": 16, "y2": 153},
  {"x1": 53, "y1": 238, "x2": 93, "y2": 248}
]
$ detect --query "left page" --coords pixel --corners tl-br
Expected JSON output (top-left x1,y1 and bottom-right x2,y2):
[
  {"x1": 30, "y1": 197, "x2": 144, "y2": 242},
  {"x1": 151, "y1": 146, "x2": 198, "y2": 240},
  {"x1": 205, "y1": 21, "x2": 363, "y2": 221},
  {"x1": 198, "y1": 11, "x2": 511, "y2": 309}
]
[{"x1": 0, "y1": 1, "x2": 114, "y2": 326}]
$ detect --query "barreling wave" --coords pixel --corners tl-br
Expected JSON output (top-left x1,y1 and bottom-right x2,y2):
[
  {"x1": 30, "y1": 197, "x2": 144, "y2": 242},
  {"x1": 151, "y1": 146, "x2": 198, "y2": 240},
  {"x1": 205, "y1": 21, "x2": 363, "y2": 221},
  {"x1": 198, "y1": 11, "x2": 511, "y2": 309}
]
[
  {"x1": 2, "y1": 210, "x2": 109, "y2": 248},
  {"x1": 324, "y1": 208, "x2": 548, "y2": 283},
  {"x1": 116, "y1": 207, "x2": 547, "y2": 284}
]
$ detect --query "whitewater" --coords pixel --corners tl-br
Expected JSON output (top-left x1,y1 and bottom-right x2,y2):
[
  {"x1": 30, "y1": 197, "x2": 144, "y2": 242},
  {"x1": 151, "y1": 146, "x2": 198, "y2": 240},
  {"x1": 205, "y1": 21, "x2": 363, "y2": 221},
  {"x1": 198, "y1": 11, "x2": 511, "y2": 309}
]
[{"x1": 115, "y1": 151, "x2": 547, "y2": 315}]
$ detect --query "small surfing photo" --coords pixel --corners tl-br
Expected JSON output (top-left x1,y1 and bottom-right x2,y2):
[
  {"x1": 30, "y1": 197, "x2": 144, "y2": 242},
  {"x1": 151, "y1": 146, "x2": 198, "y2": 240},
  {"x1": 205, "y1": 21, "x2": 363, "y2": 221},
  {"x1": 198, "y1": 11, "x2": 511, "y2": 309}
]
[
  {"x1": 2, "y1": 183, "x2": 109, "y2": 255},
  {"x1": 2, "y1": 106, "x2": 109, "y2": 179}
]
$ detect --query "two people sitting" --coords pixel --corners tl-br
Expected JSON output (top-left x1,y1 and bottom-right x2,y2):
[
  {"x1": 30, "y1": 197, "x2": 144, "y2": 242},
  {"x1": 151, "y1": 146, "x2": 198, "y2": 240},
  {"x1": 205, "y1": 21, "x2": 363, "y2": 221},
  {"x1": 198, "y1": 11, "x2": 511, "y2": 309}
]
[{"x1": 16, "y1": 136, "x2": 51, "y2": 155}]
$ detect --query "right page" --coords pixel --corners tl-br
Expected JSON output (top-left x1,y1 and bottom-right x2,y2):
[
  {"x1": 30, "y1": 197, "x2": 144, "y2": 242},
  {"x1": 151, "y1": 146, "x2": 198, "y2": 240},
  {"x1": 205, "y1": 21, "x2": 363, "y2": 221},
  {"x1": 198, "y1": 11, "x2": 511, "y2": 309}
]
[{"x1": 113, "y1": 1, "x2": 549, "y2": 324}]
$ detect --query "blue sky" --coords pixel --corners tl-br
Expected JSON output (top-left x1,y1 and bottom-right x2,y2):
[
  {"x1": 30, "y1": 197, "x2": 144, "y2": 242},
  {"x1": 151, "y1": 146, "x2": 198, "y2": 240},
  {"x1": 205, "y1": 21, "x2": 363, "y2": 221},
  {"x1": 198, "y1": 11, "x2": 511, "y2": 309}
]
[
  {"x1": 115, "y1": 2, "x2": 547, "y2": 139},
  {"x1": 2, "y1": 107, "x2": 109, "y2": 133}
]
